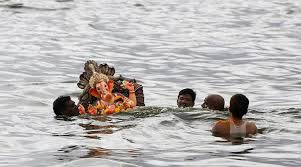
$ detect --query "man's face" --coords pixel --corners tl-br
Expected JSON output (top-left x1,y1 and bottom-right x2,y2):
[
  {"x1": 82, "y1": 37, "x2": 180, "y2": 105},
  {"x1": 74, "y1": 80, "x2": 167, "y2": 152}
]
[
  {"x1": 201, "y1": 97, "x2": 208, "y2": 109},
  {"x1": 63, "y1": 100, "x2": 79, "y2": 116},
  {"x1": 177, "y1": 94, "x2": 194, "y2": 108}
]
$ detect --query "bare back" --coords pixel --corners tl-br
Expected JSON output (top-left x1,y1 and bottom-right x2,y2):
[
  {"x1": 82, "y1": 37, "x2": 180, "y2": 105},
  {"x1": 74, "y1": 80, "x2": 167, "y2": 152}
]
[{"x1": 212, "y1": 119, "x2": 257, "y2": 137}]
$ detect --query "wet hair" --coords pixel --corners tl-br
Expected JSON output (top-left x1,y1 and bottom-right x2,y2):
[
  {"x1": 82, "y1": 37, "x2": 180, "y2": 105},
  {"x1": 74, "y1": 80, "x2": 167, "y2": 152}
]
[
  {"x1": 178, "y1": 88, "x2": 196, "y2": 102},
  {"x1": 53, "y1": 96, "x2": 71, "y2": 116},
  {"x1": 206, "y1": 94, "x2": 225, "y2": 111},
  {"x1": 229, "y1": 94, "x2": 249, "y2": 119}
]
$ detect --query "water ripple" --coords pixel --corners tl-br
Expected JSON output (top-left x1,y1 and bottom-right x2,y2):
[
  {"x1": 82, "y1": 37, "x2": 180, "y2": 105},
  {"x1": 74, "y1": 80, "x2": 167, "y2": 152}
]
[{"x1": 1, "y1": 0, "x2": 301, "y2": 166}]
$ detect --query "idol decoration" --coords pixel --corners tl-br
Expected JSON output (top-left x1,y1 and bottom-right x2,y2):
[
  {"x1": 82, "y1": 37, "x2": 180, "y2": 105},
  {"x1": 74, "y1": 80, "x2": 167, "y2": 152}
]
[{"x1": 77, "y1": 60, "x2": 145, "y2": 115}]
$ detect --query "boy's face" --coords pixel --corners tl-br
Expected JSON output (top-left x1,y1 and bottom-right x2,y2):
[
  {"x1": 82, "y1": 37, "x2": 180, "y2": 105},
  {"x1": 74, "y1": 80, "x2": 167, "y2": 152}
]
[
  {"x1": 63, "y1": 100, "x2": 79, "y2": 116},
  {"x1": 177, "y1": 94, "x2": 194, "y2": 108}
]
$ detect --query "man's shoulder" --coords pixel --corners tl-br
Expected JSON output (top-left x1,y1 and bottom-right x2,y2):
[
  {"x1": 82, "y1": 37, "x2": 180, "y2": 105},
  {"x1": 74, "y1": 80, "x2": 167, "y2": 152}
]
[
  {"x1": 246, "y1": 121, "x2": 258, "y2": 134},
  {"x1": 216, "y1": 119, "x2": 230, "y2": 126},
  {"x1": 212, "y1": 119, "x2": 230, "y2": 136}
]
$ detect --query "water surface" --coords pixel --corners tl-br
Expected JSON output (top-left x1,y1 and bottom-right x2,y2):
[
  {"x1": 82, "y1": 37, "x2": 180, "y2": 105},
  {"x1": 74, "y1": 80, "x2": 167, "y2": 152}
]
[{"x1": 0, "y1": 0, "x2": 301, "y2": 166}]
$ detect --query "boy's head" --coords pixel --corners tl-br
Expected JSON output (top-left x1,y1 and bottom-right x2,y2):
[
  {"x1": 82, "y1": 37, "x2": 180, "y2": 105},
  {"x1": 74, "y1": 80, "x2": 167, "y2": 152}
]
[
  {"x1": 229, "y1": 94, "x2": 249, "y2": 119},
  {"x1": 53, "y1": 96, "x2": 79, "y2": 116},
  {"x1": 177, "y1": 88, "x2": 196, "y2": 108},
  {"x1": 201, "y1": 94, "x2": 225, "y2": 111}
]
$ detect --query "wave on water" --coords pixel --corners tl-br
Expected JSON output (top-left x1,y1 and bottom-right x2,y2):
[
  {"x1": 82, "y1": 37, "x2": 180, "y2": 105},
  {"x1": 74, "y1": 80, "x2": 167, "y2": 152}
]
[
  {"x1": 1, "y1": 0, "x2": 301, "y2": 166},
  {"x1": 0, "y1": 2, "x2": 71, "y2": 11}
]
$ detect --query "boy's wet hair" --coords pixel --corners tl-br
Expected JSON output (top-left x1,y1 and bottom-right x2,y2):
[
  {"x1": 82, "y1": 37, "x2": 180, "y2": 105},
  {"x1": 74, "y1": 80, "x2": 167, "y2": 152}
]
[
  {"x1": 229, "y1": 94, "x2": 249, "y2": 119},
  {"x1": 53, "y1": 96, "x2": 71, "y2": 116},
  {"x1": 178, "y1": 88, "x2": 196, "y2": 102}
]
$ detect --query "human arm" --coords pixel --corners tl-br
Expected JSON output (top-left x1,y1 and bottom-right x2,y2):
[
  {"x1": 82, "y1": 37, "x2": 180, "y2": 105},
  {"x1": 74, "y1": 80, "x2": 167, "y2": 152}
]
[
  {"x1": 123, "y1": 81, "x2": 137, "y2": 107},
  {"x1": 78, "y1": 104, "x2": 86, "y2": 115}
]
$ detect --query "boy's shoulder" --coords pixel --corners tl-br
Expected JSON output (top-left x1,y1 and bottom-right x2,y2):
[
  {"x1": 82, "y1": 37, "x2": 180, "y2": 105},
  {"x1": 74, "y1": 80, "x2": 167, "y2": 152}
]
[
  {"x1": 212, "y1": 119, "x2": 230, "y2": 136},
  {"x1": 246, "y1": 121, "x2": 258, "y2": 134}
]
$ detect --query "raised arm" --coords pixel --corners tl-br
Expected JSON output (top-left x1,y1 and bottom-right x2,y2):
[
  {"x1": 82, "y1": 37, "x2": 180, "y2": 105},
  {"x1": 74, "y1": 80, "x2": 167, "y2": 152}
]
[{"x1": 123, "y1": 81, "x2": 137, "y2": 107}]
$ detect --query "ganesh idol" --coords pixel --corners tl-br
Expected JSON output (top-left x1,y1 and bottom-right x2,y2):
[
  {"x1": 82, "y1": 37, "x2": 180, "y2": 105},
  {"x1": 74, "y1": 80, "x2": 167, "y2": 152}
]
[{"x1": 77, "y1": 60, "x2": 144, "y2": 115}]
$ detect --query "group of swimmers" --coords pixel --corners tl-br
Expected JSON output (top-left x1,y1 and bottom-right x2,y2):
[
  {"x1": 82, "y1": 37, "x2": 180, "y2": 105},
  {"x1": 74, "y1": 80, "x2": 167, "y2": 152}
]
[
  {"x1": 52, "y1": 60, "x2": 257, "y2": 138},
  {"x1": 176, "y1": 88, "x2": 257, "y2": 137},
  {"x1": 53, "y1": 88, "x2": 257, "y2": 138},
  {"x1": 177, "y1": 88, "x2": 225, "y2": 110}
]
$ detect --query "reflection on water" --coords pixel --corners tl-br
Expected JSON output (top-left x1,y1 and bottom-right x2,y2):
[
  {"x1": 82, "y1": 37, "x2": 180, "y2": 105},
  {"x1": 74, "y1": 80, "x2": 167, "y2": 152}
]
[
  {"x1": 46, "y1": 108, "x2": 301, "y2": 166},
  {"x1": 56, "y1": 145, "x2": 112, "y2": 160},
  {"x1": 1, "y1": 0, "x2": 301, "y2": 166}
]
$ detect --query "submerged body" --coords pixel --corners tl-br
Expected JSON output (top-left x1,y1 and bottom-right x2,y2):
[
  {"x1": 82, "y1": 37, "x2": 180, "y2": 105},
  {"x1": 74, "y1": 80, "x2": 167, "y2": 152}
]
[
  {"x1": 202, "y1": 94, "x2": 225, "y2": 111},
  {"x1": 212, "y1": 118, "x2": 257, "y2": 137},
  {"x1": 212, "y1": 94, "x2": 258, "y2": 137},
  {"x1": 177, "y1": 88, "x2": 196, "y2": 108}
]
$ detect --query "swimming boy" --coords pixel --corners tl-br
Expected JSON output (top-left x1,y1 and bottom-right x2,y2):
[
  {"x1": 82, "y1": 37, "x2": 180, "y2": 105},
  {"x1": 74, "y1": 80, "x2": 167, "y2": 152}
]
[
  {"x1": 201, "y1": 94, "x2": 225, "y2": 111},
  {"x1": 212, "y1": 94, "x2": 257, "y2": 137},
  {"x1": 177, "y1": 88, "x2": 196, "y2": 108},
  {"x1": 53, "y1": 96, "x2": 80, "y2": 117}
]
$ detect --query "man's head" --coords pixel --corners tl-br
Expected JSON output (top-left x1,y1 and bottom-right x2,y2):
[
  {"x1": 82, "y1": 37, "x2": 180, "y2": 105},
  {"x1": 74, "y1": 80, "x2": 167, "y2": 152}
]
[
  {"x1": 201, "y1": 94, "x2": 225, "y2": 111},
  {"x1": 53, "y1": 96, "x2": 79, "y2": 117},
  {"x1": 229, "y1": 94, "x2": 249, "y2": 119},
  {"x1": 177, "y1": 88, "x2": 196, "y2": 108}
]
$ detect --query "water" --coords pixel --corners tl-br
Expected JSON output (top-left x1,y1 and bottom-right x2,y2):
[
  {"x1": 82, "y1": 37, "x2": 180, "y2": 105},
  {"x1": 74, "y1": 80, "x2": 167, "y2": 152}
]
[{"x1": 0, "y1": 0, "x2": 301, "y2": 166}]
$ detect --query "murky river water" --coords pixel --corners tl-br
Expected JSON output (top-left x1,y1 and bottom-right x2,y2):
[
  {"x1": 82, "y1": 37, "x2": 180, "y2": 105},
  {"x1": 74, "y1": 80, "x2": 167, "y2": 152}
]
[{"x1": 0, "y1": 0, "x2": 301, "y2": 166}]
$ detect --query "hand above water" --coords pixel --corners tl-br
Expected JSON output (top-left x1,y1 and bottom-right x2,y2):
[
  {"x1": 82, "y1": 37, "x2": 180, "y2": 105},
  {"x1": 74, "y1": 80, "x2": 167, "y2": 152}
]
[
  {"x1": 122, "y1": 81, "x2": 135, "y2": 92},
  {"x1": 78, "y1": 104, "x2": 86, "y2": 115}
]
